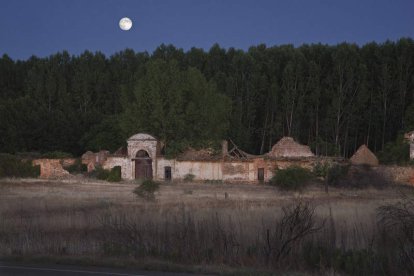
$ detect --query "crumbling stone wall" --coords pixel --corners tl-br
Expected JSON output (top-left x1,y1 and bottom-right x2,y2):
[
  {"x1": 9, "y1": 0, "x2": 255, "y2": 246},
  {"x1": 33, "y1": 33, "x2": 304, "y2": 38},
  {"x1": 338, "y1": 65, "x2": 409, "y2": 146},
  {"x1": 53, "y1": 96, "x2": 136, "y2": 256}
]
[
  {"x1": 32, "y1": 158, "x2": 76, "y2": 178},
  {"x1": 373, "y1": 165, "x2": 414, "y2": 185},
  {"x1": 81, "y1": 150, "x2": 110, "y2": 172},
  {"x1": 411, "y1": 143, "x2": 414, "y2": 160}
]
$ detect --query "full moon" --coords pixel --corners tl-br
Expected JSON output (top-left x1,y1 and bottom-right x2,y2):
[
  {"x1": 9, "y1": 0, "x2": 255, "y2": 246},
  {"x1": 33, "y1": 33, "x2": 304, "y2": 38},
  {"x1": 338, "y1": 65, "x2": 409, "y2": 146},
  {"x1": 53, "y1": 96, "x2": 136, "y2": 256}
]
[{"x1": 119, "y1": 17, "x2": 132, "y2": 31}]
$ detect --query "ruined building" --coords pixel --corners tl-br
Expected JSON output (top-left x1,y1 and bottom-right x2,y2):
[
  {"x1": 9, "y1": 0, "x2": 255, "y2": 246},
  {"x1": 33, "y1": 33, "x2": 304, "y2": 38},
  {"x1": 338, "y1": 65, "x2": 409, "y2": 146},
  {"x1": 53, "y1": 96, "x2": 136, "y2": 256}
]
[
  {"x1": 349, "y1": 145, "x2": 379, "y2": 166},
  {"x1": 80, "y1": 133, "x2": 334, "y2": 182},
  {"x1": 405, "y1": 131, "x2": 414, "y2": 160},
  {"x1": 31, "y1": 132, "x2": 414, "y2": 184}
]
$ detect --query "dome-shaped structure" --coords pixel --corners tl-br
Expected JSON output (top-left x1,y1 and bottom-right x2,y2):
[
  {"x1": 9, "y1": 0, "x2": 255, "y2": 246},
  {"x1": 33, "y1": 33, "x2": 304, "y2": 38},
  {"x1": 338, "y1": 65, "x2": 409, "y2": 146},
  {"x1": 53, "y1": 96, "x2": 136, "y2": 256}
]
[
  {"x1": 269, "y1": 137, "x2": 314, "y2": 158},
  {"x1": 127, "y1": 133, "x2": 157, "y2": 141}
]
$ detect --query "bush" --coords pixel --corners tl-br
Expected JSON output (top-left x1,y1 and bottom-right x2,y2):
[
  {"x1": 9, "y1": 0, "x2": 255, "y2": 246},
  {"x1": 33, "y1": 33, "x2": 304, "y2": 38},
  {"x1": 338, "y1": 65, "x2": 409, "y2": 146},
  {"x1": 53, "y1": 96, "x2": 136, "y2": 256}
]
[
  {"x1": 133, "y1": 179, "x2": 160, "y2": 200},
  {"x1": 183, "y1": 173, "x2": 195, "y2": 182},
  {"x1": 270, "y1": 166, "x2": 313, "y2": 190},
  {"x1": 90, "y1": 166, "x2": 110, "y2": 180},
  {"x1": 304, "y1": 244, "x2": 375, "y2": 275},
  {"x1": 90, "y1": 166, "x2": 121, "y2": 182},
  {"x1": 327, "y1": 165, "x2": 391, "y2": 189},
  {"x1": 313, "y1": 162, "x2": 331, "y2": 178},
  {"x1": 107, "y1": 166, "x2": 121, "y2": 182},
  {"x1": 64, "y1": 159, "x2": 87, "y2": 174},
  {"x1": 377, "y1": 198, "x2": 414, "y2": 273},
  {"x1": 326, "y1": 164, "x2": 349, "y2": 186},
  {"x1": 378, "y1": 135, "x2": 410, "y2": 165},
  {"x1": 0, "y1": 154, "x2": 40, "y2": 178}
]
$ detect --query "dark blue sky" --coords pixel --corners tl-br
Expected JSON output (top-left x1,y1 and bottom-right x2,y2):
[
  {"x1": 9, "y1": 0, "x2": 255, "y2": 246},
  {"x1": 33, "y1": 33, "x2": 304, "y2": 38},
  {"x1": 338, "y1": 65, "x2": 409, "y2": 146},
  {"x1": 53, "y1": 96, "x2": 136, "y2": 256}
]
[{"x1": 1, "y1": 0, "x2": 413, "y2": 60}]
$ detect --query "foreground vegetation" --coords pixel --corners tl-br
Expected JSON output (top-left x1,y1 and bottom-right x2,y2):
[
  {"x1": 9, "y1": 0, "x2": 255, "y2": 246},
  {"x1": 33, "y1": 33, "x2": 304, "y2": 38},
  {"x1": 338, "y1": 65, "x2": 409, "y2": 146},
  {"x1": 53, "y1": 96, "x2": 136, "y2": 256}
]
[
  {"x1": 0, "y1": 153, "x2": 39, "y2": 178},
  {"x1": 1, "y1": 39, "x2": 414, "y2": 160},
  {"x1": 0, "y1": 179, "x2": 413, "y2": 275}
]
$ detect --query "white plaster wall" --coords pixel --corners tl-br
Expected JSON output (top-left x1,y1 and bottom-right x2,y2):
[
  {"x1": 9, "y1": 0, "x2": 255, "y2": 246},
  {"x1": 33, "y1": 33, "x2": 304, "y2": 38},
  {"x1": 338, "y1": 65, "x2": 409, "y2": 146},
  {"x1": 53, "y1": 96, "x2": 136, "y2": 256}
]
[
  {"x1": 222, "y1": 162, "x2": 249, "y2": 181},
  {"x1": 172, "y1": 161, "x2": 222, "y2": 180},
  {"x1": 102, "y1": 157, "x2": 131, "y2": 179},
  {"x1": 156, "y1": 158, "x2": 175, "y2": 180}
]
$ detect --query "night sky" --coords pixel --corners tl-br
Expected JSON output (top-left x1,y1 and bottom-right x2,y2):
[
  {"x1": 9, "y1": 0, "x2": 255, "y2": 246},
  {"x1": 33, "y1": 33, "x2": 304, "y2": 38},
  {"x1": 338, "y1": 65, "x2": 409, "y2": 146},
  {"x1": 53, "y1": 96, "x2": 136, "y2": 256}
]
[{"x1": 1, "y1": 0, "x2": 413, "y2": 60}]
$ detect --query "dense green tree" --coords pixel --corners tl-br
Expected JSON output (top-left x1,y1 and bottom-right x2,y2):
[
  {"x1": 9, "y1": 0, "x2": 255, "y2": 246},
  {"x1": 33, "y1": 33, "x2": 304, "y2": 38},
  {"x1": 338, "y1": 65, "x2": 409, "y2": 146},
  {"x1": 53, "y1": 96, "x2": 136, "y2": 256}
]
[
  {"x1": 120, "y1": 59, "x2": 230, "y2": 156},
  {"x1": 0, "y1": 39, "x2": 414, "y2": 159}
]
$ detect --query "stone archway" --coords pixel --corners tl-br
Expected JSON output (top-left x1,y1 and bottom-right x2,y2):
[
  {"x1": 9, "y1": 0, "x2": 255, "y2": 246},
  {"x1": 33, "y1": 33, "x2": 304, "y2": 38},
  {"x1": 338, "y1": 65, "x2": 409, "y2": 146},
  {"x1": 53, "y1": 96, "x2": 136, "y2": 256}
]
[{"x1": 134, "y1": 150, "x2": 152, "y2": 179}]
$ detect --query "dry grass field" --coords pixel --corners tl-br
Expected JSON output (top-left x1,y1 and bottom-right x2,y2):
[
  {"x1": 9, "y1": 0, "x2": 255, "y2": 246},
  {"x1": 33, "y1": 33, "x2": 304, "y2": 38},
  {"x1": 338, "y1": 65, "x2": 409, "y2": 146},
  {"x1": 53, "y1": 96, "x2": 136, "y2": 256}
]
[{"x1": 0, "y1": 178, "x2": 413, "y2": 275}]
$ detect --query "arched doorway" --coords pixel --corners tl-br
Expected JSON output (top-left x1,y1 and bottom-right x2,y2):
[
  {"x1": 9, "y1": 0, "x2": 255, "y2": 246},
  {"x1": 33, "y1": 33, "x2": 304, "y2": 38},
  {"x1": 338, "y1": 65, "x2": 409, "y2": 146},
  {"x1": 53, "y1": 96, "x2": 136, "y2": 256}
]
[{"x1": 134, "y1": 150, "x2": 152, "y2": 179}]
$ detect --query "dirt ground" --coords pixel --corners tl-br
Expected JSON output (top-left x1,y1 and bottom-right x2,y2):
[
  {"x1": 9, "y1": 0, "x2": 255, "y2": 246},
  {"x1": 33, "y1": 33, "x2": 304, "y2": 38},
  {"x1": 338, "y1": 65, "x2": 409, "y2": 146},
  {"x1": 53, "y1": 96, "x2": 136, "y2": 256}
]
[
  {"x1": 1, "y1": 177, "x2": 414, "y2": 274},
  {"x1": 0, "y1": 177, "x2": 408, "y2": 208},
  {"x1": 0, "y1": 177, "x2": 411, "y2": 224}
]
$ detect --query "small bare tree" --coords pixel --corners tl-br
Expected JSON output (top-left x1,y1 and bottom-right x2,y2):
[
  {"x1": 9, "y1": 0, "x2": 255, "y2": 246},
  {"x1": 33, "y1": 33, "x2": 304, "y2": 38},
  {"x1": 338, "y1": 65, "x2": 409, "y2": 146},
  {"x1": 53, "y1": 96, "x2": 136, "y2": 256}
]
[
  {"x1": 377, "y1": 196, "x2": 414, "y2": 271},
  {"x1": 263, "y1": 200, "x2": 325, "y2": 266}
]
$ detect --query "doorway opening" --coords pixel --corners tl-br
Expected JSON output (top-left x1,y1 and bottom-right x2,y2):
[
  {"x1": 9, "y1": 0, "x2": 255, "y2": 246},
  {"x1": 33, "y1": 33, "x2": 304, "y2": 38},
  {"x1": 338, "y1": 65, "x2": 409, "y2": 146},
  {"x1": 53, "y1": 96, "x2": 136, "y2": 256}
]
[
  {"x1": 134, "y1": 150, "x2": 152, "y2": 179},
  {"x1": 164, "y1": 166, "x2": 172, "y2": 181},
  {"x1": 258, "y1": 168, "x2": 264, "y2": 182}
]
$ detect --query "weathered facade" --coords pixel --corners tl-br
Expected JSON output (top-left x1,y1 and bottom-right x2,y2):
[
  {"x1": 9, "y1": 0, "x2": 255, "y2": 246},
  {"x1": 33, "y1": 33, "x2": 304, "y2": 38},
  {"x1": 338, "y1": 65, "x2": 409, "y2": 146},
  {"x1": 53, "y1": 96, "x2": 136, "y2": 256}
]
[
  {"x1": 30, "y1": 133, "x2": 414, "y2": 184},
  {"x1": 81, "y1": 133, "x2": 336, "y2": 182},
  {"x1": 33, "y1": 158, "x2": 76, "y2": 178},
  {"x1": 405, "y1": 130, "x2": 414, "y2": 160}
]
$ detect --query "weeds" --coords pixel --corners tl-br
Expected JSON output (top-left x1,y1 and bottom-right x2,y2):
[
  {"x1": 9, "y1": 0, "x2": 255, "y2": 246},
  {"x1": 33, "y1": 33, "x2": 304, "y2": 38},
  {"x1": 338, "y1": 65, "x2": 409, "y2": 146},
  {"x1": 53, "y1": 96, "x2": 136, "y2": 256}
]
[
  {"x1": 377, "y1": 197, "x2": 414, "y2": 272},
  {"x1": 0, "y1": 153, "x2": 40, "y2": 178},
  {"x1": 1, "y1": 179, "x2": 413, "y2": 275},
  {"x1": 90, "y1": 166, "x2": 121, "y2": 182},
  {"x1": 270, "y1": 166, "x2": 313, "y2": 190},
  {"x1": 133, "y1": 179, "x2": 160, "y2": 200},
  {"x1": 183, "y1": 173, "x2": 195, "y2": 182},
  {"x1": 64, "y1": 159, "x2": 87, "y2": 174}
]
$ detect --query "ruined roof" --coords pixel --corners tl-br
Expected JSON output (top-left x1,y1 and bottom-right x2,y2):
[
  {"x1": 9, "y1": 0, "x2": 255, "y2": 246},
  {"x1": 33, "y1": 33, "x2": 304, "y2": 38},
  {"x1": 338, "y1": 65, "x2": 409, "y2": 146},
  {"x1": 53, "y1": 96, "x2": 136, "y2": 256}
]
[
  {"x1": 268, "y1": 137, "x2": 314, "y2": 158},
  {"x1": 127, "y1": 133, "x2": 157, "y2": 141},
  {"x1": 349, "y1": 145, "x2": 379, "y2": 166},
  {"x1": 112, "y1": 146, "x2": 127, "y2": 156},
  {"x1": 176, "y1": 147, "x2": 221, "y2": 161}
]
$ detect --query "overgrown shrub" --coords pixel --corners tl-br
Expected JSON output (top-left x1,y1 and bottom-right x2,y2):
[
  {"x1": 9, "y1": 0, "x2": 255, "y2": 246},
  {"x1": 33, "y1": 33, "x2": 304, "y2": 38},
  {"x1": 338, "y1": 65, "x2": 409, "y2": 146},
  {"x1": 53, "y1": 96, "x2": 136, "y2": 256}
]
[
  {"x1": 183, "y1": 173, "x2": 195, "y2": 182},
  {"x1": 89, "y1": 166, "x2": 110, "y2": 180},
  {"x1": 270, "y1": 166, "x2": 313, "y2": 190},
  {"x1": 0, "y1": 153, "x2": 40, "y2": 178},
  {"x1": 133, "y1": 179, "x2": 160, "y2": 200},
  {"x1": 90, "y1": 166, "x2": 121, "y2": 182},
  {"x1": 326, "y1": 164, "x2": 349, "y2": 186},
  {"x1": 348, "y1": 166, "x2": 391, "y2": 189},
  {"x1": 378, "y1": 134, "x2": 410, "y2": 165},
  {"x1": 312, "y1": 162, "x2": 331, "y2": 178},
  {"x1": 303, "y1": 244, "x2": 375, "y2": 275},
  {"x1": 107, "y1": 166, "x2": 121, "y2": 182},
  {"x1": 327, "y1": 164, "x2": 390, "y2": 189},
  {"x1": 377, "y1": 198, "x2": 414, "y2": 273},
  {"x1": 65, "y1": 159, "x2": 87, "y2": 174}
]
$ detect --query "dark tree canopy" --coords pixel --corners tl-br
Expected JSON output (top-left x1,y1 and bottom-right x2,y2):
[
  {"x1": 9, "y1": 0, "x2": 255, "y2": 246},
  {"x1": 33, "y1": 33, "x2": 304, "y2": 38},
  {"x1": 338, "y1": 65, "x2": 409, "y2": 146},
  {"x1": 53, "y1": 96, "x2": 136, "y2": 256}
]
[{"x1": 0, "y1": 39, "x2": 414, "y2": 158}]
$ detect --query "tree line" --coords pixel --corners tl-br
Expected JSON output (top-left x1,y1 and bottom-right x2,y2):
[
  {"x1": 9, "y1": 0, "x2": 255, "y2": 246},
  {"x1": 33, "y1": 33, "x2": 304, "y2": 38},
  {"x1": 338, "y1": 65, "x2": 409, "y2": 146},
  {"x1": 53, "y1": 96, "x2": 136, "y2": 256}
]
[{"x1": 0, "y1": 38, "x2": 413, "y2": 158}]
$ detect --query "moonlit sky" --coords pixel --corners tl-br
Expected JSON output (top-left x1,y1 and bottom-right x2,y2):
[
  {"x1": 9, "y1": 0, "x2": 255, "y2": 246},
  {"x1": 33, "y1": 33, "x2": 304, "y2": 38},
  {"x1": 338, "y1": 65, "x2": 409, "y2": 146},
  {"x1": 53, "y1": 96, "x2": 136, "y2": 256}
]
[{"x1": 1, "y1": 0, "x2": 414, "y2": 60}]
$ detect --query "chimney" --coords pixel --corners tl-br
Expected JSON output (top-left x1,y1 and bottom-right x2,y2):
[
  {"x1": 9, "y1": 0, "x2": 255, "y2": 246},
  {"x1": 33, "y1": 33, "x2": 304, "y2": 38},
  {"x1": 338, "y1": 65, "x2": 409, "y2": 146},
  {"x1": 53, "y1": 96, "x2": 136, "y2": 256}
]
[{"x1": 222, "y1": 140, "x2": 228, "y2": 158}]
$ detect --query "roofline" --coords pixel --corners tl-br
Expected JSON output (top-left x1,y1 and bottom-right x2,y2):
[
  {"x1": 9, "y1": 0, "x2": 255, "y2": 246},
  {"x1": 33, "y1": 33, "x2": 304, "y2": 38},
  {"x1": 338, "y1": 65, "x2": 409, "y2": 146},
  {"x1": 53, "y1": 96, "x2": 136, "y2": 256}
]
[{"x1": 127, "y1": 133, "x2": 158, "y2": 141}]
